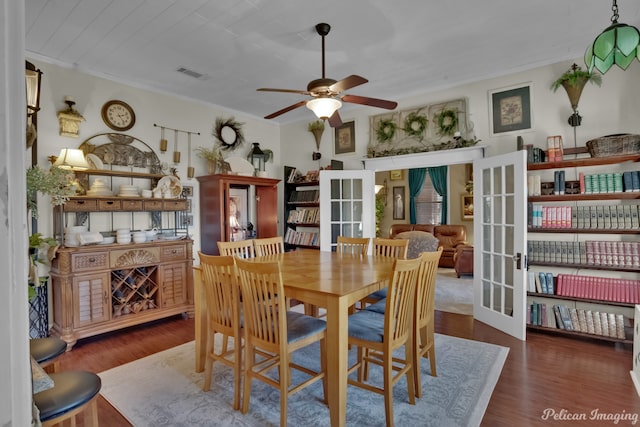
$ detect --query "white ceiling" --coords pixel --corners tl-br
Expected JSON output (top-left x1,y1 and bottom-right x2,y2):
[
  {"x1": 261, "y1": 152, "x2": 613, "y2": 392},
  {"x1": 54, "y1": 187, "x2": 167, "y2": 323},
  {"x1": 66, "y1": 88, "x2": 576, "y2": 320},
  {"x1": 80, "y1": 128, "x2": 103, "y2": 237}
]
[{"x1": 25, "y1": 0, "x2": 640, "y2": 125}]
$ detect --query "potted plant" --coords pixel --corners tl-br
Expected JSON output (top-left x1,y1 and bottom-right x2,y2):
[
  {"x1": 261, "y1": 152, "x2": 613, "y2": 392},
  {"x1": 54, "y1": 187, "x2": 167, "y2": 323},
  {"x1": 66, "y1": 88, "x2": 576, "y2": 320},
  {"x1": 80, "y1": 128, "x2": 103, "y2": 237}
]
[
  {"x1": 28, "y1": 233, "x2": 58, "y2": 296},
  {"x1": 195, "y1": 145, "x2": 224, "y2": 174},
  {"x1": 26, "y1": 165, "x2": 76, "y2": 218},
  {"x1": 551, "y1": 63, "x2": 602, "y2": 111}
]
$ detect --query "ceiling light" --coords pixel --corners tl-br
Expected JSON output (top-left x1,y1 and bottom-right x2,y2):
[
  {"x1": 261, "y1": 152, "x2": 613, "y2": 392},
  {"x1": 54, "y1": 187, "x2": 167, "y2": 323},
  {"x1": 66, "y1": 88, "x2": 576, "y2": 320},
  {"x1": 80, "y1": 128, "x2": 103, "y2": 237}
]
[
  {"x1": 585, "y1": 0, "x2": 640, "y2": 74},
  {"x1": 53, "y1": 148, "x2": 90, "y2": 170},
  {"x1": 306, "y1": 98, "x2": 342, "y2": 120}
]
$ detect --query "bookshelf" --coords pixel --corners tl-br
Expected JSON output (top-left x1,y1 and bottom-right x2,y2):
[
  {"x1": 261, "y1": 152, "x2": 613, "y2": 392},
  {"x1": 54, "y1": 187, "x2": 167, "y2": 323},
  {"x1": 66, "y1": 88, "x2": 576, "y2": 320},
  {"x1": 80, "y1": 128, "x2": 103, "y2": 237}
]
[
  {"x1": 283, "y1": 166, "x2": 320, "y2": 250},
  {"x1": 526, "y1": 151, "x2": 640, "y2": 343}
]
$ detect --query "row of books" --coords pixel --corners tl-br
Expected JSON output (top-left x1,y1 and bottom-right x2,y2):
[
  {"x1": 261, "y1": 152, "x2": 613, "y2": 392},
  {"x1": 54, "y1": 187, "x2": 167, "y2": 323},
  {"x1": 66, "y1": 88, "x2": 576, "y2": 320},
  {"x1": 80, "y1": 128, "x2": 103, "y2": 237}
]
[
  {"x1": 288, "y1": 189, "x2": 319, "y2": 203},
  {"x1": 555, "y1": 274, "x2": 640, "y2": 304},
  {"x1": 287, "y1": 207, "x2": 320, "y2": 225},
  {"x1": 546, "y1": 135, "x2": 564, "y2": 162},
  {"x1": 284, "y1": 228, "x2": 319, "y2": 247},
  {"x1": 524, "y1": 144, "x2": 546, "y2": 164},
  {"x1": 528, "y1": 204, "x2": 640, "y2": 229},
  {"x1": 528, "y1": 240, "x2": 640, "y2": 269},
  {"x1": 527, "y1": 172, "x2": 634, "y2": 196},
  {"x1": 287, "y1": 169, "x2": 320, "y2": 184},
  {"x1": 528, "y1": 302, "x2": 627, "y2": 339},
  {"x1": 527, "y1": 271, "x2": 555, "y2": 294}
]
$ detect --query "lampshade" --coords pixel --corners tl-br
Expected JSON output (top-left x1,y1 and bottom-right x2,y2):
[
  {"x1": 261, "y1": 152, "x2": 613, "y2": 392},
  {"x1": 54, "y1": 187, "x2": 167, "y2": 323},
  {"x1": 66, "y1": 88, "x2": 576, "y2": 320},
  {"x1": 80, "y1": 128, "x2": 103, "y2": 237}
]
[
  {"x1": 306, "y1": 97, "x2": 342, "y2": 119},
  {"x1": 585, "y1": 0, "x2": 640, "y2": 74},
  {"x1": 53, "y1": 148, "x2": 90, "y2": 170}
]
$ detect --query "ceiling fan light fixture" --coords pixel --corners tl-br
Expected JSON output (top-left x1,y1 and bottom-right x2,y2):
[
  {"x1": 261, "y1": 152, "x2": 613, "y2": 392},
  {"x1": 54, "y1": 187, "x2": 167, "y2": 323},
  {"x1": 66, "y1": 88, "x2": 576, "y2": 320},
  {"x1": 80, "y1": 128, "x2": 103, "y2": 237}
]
[
  {"x1": 585, "y1": 0, "x2": 640, "y2": 73},
  {"x1": 306, "y1": 98, "x2": 342, "y2": 119}
]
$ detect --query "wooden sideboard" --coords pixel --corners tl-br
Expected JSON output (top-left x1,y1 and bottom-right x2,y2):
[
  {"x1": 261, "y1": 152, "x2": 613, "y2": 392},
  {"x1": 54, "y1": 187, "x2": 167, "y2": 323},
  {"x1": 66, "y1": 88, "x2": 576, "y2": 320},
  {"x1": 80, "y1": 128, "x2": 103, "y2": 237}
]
[{"x1": 50, "y1": 239, "x2": 194, "y2": 349}]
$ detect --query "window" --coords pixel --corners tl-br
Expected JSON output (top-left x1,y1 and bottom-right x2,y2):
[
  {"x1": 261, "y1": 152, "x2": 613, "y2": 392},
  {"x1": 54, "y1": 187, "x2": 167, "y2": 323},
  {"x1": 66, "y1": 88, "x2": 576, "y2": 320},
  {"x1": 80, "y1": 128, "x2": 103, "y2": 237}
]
[{"x1": 415, "y1": 175, "x2": 442, "y2": 224}]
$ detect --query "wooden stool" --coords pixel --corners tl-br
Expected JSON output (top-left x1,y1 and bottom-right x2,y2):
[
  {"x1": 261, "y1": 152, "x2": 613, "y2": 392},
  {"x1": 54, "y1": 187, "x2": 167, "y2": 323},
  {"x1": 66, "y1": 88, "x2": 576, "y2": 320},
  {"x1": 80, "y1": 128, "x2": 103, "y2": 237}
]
[
  {"x1": 34, "y1": 371, "x2": 101, "y2": 427},
  {"x1": 30, "y1": 337, "x2": 67, "y2": 373}
]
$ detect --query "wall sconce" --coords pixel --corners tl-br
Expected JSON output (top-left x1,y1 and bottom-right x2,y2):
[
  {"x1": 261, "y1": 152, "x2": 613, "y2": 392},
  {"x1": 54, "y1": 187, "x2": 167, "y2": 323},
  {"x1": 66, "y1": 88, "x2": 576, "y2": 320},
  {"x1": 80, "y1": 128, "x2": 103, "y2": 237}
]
[
  {"x1": 249, "y1": 142, "x2": 266, "y2": 174},
  {"x1": 25, "y1": 61, "x2": 42, "y2": 149},
  {"x1": 375, "y1": 179, "x2": 388, "y2": 206},
  {"x1": 57, "y1": 96, "x2": 85, "y2": 138},
  {"x1": 52, "y1": 148, "x2": 90, "y2": 170}
]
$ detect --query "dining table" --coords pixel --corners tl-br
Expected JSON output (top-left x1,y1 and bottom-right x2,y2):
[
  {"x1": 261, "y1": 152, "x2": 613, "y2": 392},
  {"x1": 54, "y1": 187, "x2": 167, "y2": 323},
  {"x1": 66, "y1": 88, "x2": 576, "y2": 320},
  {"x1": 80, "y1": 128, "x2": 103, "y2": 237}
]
[{"x1": 194, "y1": 248, "x2": 395, "y2": 427}]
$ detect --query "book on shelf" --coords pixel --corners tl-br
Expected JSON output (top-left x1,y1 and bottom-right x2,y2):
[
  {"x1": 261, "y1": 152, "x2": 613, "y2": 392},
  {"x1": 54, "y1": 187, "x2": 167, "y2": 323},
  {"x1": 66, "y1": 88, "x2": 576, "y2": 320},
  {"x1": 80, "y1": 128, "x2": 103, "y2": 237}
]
[{"x1": 538, "y1": 272, "x2": 548, "y2": 294}]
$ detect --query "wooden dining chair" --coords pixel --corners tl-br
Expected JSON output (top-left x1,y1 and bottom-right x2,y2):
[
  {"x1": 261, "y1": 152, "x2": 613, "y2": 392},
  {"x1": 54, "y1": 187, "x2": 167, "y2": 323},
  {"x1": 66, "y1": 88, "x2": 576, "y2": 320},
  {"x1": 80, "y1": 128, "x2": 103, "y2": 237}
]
[
  {"x1": 198, "y1": 252, "x2": 243, "y2": 410},
  {"x1": 372, "y1": 237, "x2": 408, "y2": 259},
  {"x1": 412, "y1": 248, "x2": 442, "y2": 396},
  {"x1": 336, "y1": 236, "x2": 370, "y2": 255},
  {"x1": 218, "y1": 239, "x2": 255, "y2": 259},
  {"x1": 253, "y1": 236, "x2": 285, "y2": 256},
  {"x1": 235, "y1": 258, "x2": 327, "y2": 427},
  {"x1": 346, "y1": 257, "x2": 421, "y2": 427}
]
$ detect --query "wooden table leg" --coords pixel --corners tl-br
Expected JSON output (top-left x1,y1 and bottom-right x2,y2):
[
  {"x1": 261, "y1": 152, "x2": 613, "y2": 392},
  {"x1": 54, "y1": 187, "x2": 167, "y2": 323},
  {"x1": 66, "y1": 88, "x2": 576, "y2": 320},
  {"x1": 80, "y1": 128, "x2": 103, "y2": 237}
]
[
  {"x1": 193, "y1": 268, "x2": 207, "y2": 373},
  {"x1": 325, "y1": 296, "x2": 348, "y2": 427}
]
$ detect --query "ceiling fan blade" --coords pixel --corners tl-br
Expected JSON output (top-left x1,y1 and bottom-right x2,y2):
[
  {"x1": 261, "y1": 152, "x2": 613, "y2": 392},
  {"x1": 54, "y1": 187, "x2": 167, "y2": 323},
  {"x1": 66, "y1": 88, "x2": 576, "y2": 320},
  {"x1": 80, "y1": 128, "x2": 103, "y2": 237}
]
[
  {"x1": 264, "y1": 100, "x2": 307, "y2": 119},
  {"x1": 257, "y1": 88, "x2": 310, "y2": 95},
  {"x1": 328, "y1": 110, "x2": 343, "y2": 128},
  {"x1": 329, "y1": 75, "x2": 368, "y2": 94},
  {"x1": 342, "y1": 94, "x2": 397, "y2": 110}
]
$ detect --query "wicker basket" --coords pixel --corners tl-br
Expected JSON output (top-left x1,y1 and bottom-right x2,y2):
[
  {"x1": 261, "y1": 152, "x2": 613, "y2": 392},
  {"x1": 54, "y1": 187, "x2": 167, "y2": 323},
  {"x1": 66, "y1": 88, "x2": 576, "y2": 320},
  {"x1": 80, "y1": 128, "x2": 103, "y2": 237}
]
[{"x1": 586, "y1": 134, "x2": 640, "y2": 157}]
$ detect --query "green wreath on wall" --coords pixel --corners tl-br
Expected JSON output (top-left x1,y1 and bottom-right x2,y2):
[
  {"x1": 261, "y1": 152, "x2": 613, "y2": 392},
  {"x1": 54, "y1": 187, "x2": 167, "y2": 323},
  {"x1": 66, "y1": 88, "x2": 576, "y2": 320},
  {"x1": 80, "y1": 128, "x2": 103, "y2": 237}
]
[
  {"x1": 403, "y1": 112, "x2": 428, "y2": 138},
  {"x1": 434, "y1": 109, "x2": 458, "y2": 136},
  {"x1": 376, "y1": 119, "x2": 397, "y2": 143}
]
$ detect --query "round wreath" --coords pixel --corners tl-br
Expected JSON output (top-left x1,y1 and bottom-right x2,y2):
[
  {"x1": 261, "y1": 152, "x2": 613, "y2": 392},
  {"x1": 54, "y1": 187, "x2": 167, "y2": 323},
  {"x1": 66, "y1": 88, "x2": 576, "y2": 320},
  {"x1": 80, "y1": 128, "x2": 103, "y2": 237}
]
[
  {"x1": 403, "y1": 112, "x2": 428, "y2": 138},
  {"x1": 214, "y1": 117, "x2": 245, "y2": 150},
  {"x1": 376, "y1": 119, "x2": 397, "y2": 143},
  {"x1": 434, "y1": 109, "x2": 458, "y2": 136}
]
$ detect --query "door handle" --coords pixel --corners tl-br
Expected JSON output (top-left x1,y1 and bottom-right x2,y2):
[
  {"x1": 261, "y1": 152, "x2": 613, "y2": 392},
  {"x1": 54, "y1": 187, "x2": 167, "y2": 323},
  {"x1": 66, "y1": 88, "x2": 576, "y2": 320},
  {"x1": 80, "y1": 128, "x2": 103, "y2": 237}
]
[{"x1": 514, "y1": 252, "x2": 522, "y2": 270}]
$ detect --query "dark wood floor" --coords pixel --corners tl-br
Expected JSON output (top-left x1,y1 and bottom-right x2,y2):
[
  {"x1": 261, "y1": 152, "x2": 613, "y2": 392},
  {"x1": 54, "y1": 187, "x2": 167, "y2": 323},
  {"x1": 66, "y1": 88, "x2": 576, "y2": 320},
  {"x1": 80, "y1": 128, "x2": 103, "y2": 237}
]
[{"x1": 56, "y1": 310, "x2": 640, "y2": 426}]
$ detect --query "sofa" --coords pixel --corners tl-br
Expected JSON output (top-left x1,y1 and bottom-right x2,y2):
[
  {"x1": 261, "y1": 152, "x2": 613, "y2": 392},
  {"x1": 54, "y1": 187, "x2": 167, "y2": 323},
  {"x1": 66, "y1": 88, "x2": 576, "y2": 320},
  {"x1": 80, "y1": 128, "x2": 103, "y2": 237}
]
[{"x1": 389, "y1": 223, "x2": 468, "y2": 268}]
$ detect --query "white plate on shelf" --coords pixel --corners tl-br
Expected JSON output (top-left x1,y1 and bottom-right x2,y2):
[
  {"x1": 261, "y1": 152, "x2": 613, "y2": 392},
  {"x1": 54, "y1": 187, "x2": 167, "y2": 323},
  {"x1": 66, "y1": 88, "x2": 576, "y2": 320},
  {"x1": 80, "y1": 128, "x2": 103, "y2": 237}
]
[
  {"x1": 86, "y1": 153, "x2": 104, "y2": 170},
  {"x1": 157, "y1": 175, "x2": 182, "y2": 198}
]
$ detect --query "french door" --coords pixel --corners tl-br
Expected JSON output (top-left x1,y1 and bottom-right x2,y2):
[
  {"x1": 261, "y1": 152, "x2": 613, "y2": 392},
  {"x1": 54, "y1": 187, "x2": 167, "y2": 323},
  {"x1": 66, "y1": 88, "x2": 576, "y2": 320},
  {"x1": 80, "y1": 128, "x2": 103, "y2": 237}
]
[
  {"x1": 319, "y1": 170, "x2": 375, "y2": 252},
  {"x1": 473, "y1": 150, "x2": 527, "y2": 340}
]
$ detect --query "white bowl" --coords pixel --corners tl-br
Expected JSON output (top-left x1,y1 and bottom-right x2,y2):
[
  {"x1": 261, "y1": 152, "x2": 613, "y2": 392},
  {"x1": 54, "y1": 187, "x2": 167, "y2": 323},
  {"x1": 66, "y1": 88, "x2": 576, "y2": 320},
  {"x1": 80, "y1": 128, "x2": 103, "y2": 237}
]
[
  {"x1": 133, "y1": 236, "x2": 146, "y2": 244},
  {"x1": 101, "y1": 236, "x2": 115, "y2": 244},
  {"x1": 117, "y1": 237, "x2": 131, "y2": 244}
]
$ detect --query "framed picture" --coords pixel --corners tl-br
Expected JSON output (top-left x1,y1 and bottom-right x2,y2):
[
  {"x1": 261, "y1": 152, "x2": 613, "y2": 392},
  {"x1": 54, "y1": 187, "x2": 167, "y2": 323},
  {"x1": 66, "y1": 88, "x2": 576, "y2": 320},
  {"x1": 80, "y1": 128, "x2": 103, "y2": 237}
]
[
  {"x1": 334, "y1": 120, "x2": 356, "y2": 155},
  {"x1": 389, "y1": 169, "x2": 403, "y2": 181},
  {"x1": 229, "y1": 187, "x2": 248, "y2": 241},
  {"x1": 462, "y1": 194, "x2": 474, "y2": 220},
  {"x1": 393, "y1": 186, "x2": 405, "y2": 220},
  {"x1": 489, "y1": 83, "x2": 532, "y2": 136}
]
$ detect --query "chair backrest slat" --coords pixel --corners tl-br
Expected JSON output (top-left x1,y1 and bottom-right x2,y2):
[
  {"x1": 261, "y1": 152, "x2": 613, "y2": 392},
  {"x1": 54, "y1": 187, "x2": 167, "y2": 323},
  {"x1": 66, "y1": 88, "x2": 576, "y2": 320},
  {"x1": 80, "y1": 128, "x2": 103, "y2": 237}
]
[
  {"x1": 416, "y1": 248, "x2": 443, "y2": 327},
  {"x1": 218, "y1": 240, "x2": 255, "y2": 259},
  {"x1": 198, "y1": 253, "x2": 240, "y2": 332},
  {"x1": 236, "y1": 258, "x2": 286, "y2": 351},
  {"x1": 253, "y1": 236, "x2": 284, "y2": 256},
  {"x1": 336, "y1": 236, "x2": 370, "y2": 255},
  {"x1": 373, "y1": 237, "x2": 408, "y2": 259},
  {"x1": 384, "y1": 257, "x2": 421, "y2": 345}
]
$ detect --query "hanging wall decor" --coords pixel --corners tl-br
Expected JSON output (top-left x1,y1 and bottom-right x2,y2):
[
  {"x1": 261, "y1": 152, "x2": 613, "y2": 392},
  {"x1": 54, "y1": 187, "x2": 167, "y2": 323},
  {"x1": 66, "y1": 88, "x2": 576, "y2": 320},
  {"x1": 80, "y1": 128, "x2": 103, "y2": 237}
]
[
  {"x1": 215, "y1": 117, "x2": 245, "y2": 150},
  {"x1": 368, "y1": 98, "x2": 476, "y2": 158}
]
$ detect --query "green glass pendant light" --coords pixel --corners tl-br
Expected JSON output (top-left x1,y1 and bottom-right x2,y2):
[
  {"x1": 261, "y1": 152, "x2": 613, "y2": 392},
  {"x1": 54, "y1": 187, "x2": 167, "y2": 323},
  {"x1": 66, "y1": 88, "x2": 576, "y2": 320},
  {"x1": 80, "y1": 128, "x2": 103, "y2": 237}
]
[{"x1": 585, "y1": 0, "x2": 640, "y2": 73}]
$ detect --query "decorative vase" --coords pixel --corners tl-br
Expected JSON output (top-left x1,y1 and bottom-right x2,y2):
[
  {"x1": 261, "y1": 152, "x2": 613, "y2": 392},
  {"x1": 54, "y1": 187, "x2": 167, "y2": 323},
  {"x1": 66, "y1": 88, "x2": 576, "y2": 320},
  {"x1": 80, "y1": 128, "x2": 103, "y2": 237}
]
[
  {"x1": 561, "y1": 78, "x2": 588, "y2": 111},
  {"x1": 206, "y1": 159, "x2": 217, "y2": 175},
  {"x1": 311, "y1": 128, "x2": 324, "y2": 150}
]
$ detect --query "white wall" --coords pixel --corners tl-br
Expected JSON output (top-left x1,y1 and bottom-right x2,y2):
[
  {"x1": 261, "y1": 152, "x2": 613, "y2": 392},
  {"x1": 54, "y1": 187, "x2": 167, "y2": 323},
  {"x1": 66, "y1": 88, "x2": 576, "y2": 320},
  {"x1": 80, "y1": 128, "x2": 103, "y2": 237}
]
[
  {"x1": 281, "y1": 59, "x2": 640, "y2": 169},
  {"x1": 30, "y1": 60, "x2": 282, "y2": 256}
]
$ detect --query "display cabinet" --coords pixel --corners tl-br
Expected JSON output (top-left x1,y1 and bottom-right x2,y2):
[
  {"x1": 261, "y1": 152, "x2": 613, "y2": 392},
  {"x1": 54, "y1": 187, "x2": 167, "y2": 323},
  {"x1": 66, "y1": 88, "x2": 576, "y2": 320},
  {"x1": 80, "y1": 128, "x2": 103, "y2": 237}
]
[{"x1": 197, "y1": 174, "x2": 280, "y2": 255}]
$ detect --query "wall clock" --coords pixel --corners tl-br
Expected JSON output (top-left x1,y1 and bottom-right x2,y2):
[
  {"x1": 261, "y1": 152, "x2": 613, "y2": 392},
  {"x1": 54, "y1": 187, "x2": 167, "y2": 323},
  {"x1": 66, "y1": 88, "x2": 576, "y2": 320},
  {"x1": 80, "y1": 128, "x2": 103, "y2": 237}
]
[{"x1": 101, "y1": 100, "x2": 136, "y2": 131}]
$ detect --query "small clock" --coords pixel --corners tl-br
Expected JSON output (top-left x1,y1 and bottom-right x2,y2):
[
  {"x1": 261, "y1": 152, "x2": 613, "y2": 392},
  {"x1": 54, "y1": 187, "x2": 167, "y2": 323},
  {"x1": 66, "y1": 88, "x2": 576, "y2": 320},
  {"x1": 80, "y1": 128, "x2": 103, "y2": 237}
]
[{"x1": 101, "y1": 100, "x2": 136, "y2": 131}]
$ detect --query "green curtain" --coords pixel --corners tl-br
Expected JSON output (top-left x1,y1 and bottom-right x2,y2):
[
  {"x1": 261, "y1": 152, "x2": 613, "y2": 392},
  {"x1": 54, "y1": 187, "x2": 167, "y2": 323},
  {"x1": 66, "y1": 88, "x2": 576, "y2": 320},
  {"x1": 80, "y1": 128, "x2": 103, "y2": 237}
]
[
  {"x1": 428, "y1": 166, "x2": 448, "y2": 224},
  {"x1": 408, "y1": 168, "x2": 427, "y2": 224}
]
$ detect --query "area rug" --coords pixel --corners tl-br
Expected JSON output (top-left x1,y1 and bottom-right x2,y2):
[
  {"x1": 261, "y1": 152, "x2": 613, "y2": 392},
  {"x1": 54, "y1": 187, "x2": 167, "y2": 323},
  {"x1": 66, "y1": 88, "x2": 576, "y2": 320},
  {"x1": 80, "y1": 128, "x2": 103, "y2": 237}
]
[
  {"x1": 435, "y1": 271, "x2": 474, "y2": 315},
  {"x1": 99, "y1": 334, "x2": 507, "y2": 427}
]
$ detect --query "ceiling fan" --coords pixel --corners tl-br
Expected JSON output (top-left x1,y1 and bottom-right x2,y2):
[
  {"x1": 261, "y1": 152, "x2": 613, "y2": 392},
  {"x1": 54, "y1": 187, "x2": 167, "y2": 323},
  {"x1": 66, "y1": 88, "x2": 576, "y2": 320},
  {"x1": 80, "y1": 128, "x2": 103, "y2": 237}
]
[{"x1": 257, "y1": 23, "x2": 398, "y2": 127}]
